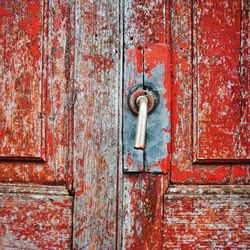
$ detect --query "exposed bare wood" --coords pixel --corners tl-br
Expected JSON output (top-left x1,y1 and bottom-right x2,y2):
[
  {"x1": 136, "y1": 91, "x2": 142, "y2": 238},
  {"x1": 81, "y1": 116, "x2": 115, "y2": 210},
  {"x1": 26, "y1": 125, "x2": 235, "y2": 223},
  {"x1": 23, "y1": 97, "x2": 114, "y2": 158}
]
[
  {"x1": 72, "y1": 0, "x2": 120, "y2": 248},
  {"x1": 0, "y1": 183, "x2": 69, "y2": 196},
  {"x1": 171, "y1": 0, "x2": 250, "y2": 184},
  {"x1": 164, "y1": 185, "x2": 250, "y2": 249},
  {"x1": 0, "y1": 193, "x2": 72, "y2": 250}
]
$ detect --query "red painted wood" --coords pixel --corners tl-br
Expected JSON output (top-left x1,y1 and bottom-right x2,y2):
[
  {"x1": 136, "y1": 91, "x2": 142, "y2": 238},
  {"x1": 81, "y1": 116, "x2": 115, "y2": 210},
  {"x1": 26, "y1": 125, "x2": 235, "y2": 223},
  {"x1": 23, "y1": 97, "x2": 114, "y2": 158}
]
[
  {"x1": 0, "y1": 0, "x2": 73, "y2": 185},
  {"x1": 163, "y1": 185, "x2": 250, "y2": 249},
  {"x1": 0, "y1": 186, "x2": 72, "y2": 250},
  {"x1": 0, "y1": 1, "x2": 45, "y2": 160},
  {"x1": 124, "y1": 0, "x2": 166, "y2": 45},
  {"x1": 123, "y1": 174, "x2": 169, "y2": 249},
  {"x1": 0, "y1": 1, "x2": 74, "y2": 249},
  {"x1": 72, "y1": 0, "x2": 120, "y2": 248},
  {"x1": 144, "y1": 44, "x2": 171, "y2": 173},
  {"x1": 193, "y1": 0, "x2": 249, "y2": 162},
  {"x1": 122, "y1": 0, "x2": 171, "y2": 248},
  {"x1": 171, "y1": 0, "x2": 250, "y2": 184}
]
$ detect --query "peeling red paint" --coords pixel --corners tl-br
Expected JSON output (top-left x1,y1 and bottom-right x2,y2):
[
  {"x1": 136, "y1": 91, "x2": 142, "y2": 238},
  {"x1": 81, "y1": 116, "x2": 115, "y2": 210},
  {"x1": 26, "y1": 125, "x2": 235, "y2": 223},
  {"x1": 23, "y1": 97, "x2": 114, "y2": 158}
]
[
  {"x1": 164, "y1": 185, "x2": 250, "y2": 249},
  {"x1": 171, "y1": 0, "x2": 249, "y2": 184},
  {"x1": 0, "y1": 0, "x2": 73, "y2": 184},
  {"x1": 0, "y1": 185, "x2": 72, "y2": 250}
]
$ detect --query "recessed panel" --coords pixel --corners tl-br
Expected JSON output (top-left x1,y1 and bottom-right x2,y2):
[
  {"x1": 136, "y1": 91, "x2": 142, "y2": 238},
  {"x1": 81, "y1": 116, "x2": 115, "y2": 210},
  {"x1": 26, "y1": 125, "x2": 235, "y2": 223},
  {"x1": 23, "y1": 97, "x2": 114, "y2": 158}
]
[
  {"x1": 0, "y1": 1, "x2": 46, "y2": 160},
  {"x1": 193, "y1": 0, "x2": 249, "y2": 162}
]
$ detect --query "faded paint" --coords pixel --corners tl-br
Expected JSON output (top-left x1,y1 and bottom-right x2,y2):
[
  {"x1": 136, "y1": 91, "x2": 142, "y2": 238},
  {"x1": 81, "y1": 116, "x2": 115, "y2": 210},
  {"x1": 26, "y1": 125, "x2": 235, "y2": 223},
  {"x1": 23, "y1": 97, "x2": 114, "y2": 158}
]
[
  {"x1": 0, "y1": 184, "x2": 72, "y2": 250},
  {"x1": 171, "y1": 0, "x2": 250, "y2": 184},
  {"x1": 123, "y1": 46, "x2": 144, "y2": 172},
  {"x1": 145, "y1": 63, "x2": 170, "y2": 173},
  {"x1": 123, "y1": 45, "x2": 171, "y2": 173},
  {"x1": 0, "y1": 0, "x2": 73, "y2": 185},
  {"x1": 73, "y1": 0, "x2": 120, "y2": 248},
  {"x1": 164, "y1": 185, "x2": 250, "y2": 249}
]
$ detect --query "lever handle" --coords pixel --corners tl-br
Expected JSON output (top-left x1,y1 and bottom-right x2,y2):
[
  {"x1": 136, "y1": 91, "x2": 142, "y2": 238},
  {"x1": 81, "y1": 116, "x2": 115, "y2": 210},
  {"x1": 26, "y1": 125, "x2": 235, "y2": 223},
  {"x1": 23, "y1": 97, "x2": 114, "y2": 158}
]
[
  {"x1": 127, "y1": 85, "x2": 159, "y2": 151},
  {"x1": 134, "y1": 96, "x2": 148, "y2": 150}
]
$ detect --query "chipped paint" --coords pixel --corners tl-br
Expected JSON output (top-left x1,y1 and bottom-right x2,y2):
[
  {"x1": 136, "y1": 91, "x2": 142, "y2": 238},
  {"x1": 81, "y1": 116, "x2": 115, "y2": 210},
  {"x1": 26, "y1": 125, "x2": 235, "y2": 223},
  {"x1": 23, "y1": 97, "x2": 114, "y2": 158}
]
[
  {"x1": 123, "y1": 45, "x2": 171, "y2": 173},
  {"x1": 164, "y1": 185, "x2": 250, "y2": 249},
  {"x1": 0, "y1": 0, "x2": 73, "y2": 184},
  {"x1": 171, "y1": 0, "x2": 249, "y2": 184},
  {"x1": 145, "y1": 63, "x2": 170, "y2": 173}
]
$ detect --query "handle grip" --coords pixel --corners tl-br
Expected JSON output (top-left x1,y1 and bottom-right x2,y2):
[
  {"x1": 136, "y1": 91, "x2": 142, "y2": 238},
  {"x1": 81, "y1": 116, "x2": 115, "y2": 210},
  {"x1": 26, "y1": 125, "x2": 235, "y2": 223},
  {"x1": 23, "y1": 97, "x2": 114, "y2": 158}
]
[{"x1": 134, "y1": 96, "x2": 148, "y2": 150}]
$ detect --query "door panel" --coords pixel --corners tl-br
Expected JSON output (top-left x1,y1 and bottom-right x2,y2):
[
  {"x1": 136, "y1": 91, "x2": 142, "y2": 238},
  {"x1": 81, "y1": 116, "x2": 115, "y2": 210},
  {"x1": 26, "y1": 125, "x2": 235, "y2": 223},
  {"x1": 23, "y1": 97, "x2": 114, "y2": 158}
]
[
  {"x1": 165, "y1": 0, "x2": 249, "y2": 248},
  {"x1": 0, "y1": 1, "x2": 73, "y2": 249},
  {"x1": 164, "y1": 185, "x2": 250, "y2": 249},
  {"x1": 0, "y1": 0, "x2": 73, "y2": 185},
  {"x1": 193, "y1": 0, "x2": 249, "y2": 162},
  {"x1": 0, "y1": 0, "x2": 45, "y2": 160},
  {"x1": 0, "y1": 184, "x2": 72, "y2": 249},
  {"x1": 171, "y1": 0, "x2": 249, "y2": 184}
]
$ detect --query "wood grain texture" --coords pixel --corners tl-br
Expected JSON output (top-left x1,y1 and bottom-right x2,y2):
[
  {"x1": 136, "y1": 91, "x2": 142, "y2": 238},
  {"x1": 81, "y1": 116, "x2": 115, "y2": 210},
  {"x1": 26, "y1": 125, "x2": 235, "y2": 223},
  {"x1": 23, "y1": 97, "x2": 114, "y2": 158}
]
[
  {"x1": 122, "y1": 0, "x2": 171, "y2": 248},
  {"x1": 0, "y1": 0, "x2": 45, "y2": 160},
  {"x1": 171, "y1": 0, "x2": 250, "y2": 184},
  {"x1": 0, "y1": 0, "x2": 73, "y2": 185},
  {"x1": 193, "y1": 0, "x2": 249, "y2": 162},
  {"x1": 122, "y1": 174, "x2": 168, "y2": 249},
  {"x1": 124, "y1": 0, "x2": 166, "y2": 45},
  {"x1": 72, "y1": 0, "x2": 120, "y2": 248},
  {"x1": 163, "y1": 185, "x2": 250, "y2": 249},
  {"x1": 0, "y1": 188, "x2": 72, "y2": 250}
]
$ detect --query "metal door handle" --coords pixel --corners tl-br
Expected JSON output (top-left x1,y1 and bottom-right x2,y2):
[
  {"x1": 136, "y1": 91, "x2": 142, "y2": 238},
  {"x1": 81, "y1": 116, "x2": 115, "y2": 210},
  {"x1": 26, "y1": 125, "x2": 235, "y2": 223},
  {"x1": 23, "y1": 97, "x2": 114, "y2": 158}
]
[
  {"x1": 134, "y1": 96, "x2": 148, "y2": 149},
  {"x1": 127, "y1": 85, "x2": 159, "y2": 150}
]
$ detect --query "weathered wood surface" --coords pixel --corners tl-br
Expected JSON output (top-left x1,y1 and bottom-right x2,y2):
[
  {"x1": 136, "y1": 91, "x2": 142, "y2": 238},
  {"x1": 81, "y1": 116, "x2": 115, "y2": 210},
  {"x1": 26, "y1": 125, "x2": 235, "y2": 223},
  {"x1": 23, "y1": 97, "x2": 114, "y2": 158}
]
[
  {"x1": 72, "y1": 0, "x2": 120, "y2": 248},
  {"x1": 122, "y1": 0, "x2": 171, "y2": 247},
  {"x1": 0, "y1": 1, "x2": 74, "y2": 249},
  {"x1": 0, "y1": 0, "x2": 73, "y2": 185},
  {"x1": 0, "y1": 185, "x2": 72, "y2": 250},
  {"x1": 163, "y1": 185, "x2": 250, "y2": 249},
  {"x1": 193, "y1": 0, "x2": 249, "y2": 162},
  {"x1": 123, "y1": 174, "x2": 168, "y2": 249},
  {"x1": 171, "y1": 0, "x2": 250, "y2": 184}
]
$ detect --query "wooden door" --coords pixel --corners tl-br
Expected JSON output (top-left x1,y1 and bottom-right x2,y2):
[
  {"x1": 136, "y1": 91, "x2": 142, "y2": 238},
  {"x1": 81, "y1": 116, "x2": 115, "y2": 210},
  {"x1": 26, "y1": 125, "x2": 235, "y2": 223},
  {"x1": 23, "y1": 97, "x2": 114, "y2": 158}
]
[
  {"x1": 0, "y1": 0, "x2": 121, "y2": 249},
  {"x1": 0, "y1": 0, "x2": 249, "y2": 249},
  {"x1": 0, "y1": 1, "x2": 74, "y2": 249},
  {"x1": 121, "y1": 0, "x2": 249, "y2": 249}
]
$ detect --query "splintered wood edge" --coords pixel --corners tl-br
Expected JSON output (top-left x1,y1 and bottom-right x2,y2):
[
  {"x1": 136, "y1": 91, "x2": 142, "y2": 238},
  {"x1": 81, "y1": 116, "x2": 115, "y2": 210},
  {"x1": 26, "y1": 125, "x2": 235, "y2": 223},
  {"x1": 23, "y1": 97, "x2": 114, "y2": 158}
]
[
  {"x1": 166, "y1": 185, "x2": 250, "y2": 196},
  {"x1": 0, "y1": 183, "x2": 70, "y2": 196}
]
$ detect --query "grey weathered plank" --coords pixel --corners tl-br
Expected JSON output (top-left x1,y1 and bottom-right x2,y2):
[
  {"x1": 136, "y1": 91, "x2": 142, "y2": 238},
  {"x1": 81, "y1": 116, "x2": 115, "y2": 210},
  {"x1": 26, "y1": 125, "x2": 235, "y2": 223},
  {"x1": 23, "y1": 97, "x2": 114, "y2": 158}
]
[{"x1": 72, "y1": 0, "x2": 120, "y2": 248}]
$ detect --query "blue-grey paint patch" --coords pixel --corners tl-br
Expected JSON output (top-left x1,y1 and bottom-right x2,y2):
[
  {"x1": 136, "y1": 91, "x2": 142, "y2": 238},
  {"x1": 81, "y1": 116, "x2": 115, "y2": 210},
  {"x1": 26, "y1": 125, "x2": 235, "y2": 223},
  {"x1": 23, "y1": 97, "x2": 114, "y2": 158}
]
[
  {"x1": 144, "y1": 63, "x2": 170, "y2": 172},
  {"x1": 123, "y1": 50, "x2": 144, "y2": 172}
]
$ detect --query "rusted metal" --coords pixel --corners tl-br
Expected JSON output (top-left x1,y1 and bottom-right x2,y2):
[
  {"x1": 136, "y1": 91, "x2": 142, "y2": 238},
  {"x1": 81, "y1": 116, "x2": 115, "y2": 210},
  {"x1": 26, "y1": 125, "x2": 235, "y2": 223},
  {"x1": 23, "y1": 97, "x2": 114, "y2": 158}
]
[{"x1": 128, "y1": 86, "x2": 159, "y2": 115}]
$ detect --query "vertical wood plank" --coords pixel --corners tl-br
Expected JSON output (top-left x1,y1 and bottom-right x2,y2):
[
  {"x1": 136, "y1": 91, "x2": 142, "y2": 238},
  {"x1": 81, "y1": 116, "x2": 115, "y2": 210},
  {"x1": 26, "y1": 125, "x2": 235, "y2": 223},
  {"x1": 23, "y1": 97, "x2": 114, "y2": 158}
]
[
  {"x1": 122, "y1": 0, "x2": 170, "y2": 248},
  {"x1": 123, "y1": 174, "x2": 169, "y2": 249},
  {"x1": 123, "y1": 46, "x2": 144, "y2": 172},
  {"x1": 73, "y1": 0, "x2": 120, "y2": 248}
]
